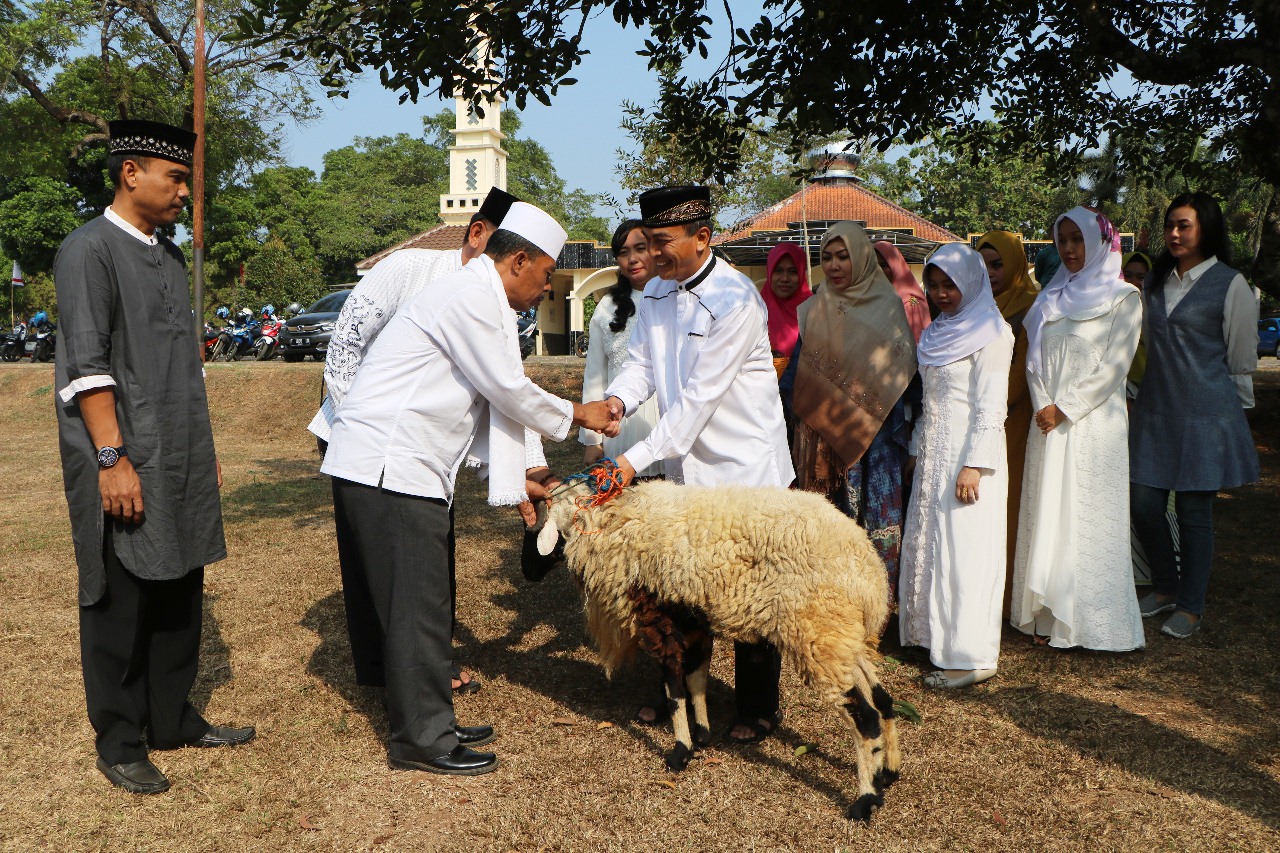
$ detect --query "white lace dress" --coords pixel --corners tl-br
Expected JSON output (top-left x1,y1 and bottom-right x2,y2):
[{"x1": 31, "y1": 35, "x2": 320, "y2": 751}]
[
  {"x1": 1011, "y1": 290, "x2": 1144, "y2": 651},
  {"x1": 899, "y1": 326, "x2": 1014, "y2": 670},
  {"x1": 580, "y1": 292, "x2": 661, "y2": 477}
]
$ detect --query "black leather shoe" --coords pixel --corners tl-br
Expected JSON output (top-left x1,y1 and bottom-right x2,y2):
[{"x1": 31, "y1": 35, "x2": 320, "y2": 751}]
[
  {"x1": 96, "y1": 757, "x2": 170, "y2": 794},
  {"x1": 189, "y1": 724, "x2": 256, "y2": 748},
  {"x1": 388, "y1": 745, "x2": 498, "y2": 776},
  {"x1": 454, "y1": 724, "x2": 495, "y2": 747}
]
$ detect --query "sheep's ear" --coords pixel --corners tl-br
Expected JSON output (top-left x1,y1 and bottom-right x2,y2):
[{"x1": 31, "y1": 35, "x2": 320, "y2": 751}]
[
  {"x1": 531, "y1": 499, "x2": 549, "y2": 532},
  {"x1": 536, "y1": 515, "x2": 560, "y2": 556}
]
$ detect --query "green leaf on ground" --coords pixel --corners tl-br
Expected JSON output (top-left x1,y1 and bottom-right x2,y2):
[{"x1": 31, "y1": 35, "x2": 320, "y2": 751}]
[{"x1": 893, "y1": 699, "x2": 923, "y2": 724}]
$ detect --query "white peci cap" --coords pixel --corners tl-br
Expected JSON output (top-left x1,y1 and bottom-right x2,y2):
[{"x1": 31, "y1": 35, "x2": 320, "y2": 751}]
[{"x1": 498, "y1": 201, "x2": 567, "y2": 259}]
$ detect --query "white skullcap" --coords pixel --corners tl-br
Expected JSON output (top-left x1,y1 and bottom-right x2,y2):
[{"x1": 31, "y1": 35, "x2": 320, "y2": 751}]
[{"x1": 498, "y1": 201, "x2": 567, "y2": 259}]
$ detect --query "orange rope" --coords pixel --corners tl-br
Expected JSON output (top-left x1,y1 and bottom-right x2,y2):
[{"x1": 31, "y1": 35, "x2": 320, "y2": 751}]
[{"x1": 571, "y1": 460, "x2": 626, "y2": 535}]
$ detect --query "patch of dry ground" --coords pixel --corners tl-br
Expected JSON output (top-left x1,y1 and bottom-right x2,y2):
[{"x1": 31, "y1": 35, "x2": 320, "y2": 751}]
[{"x1": 0, "y1": 357, "x2": 1277, "y2": 852}]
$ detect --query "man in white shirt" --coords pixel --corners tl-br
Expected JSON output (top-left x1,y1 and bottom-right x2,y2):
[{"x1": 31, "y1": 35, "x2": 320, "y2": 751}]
[
  {"x1": 604, "y1": 185, "x2": 794, "y2": 747},
  {"x1": 321, "y1": 202, "x2": 618, "y2": 776},
  {"x1": 308, "y1": 187, "x2": 518, "y2": 445},
  {"x1": 309, "y1": 187, "x2": 517, "y2": 697}
]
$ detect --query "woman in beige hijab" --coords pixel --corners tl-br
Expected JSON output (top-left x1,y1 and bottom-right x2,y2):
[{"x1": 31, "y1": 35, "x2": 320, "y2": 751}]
[{"x1": 780, "y1": 221, "x2": 918, "y2": 600}]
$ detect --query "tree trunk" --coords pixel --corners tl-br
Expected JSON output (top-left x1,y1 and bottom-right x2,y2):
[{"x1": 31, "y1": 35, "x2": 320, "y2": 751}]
[{"x1": 1251, "y1": 187, "x2": 1280, "y2": 301}]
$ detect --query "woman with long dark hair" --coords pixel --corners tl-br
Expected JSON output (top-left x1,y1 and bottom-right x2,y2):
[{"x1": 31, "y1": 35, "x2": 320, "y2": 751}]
[
  {"x1": 580, "y1": 219, "x2": 660, "y2": 473},
  {"x1": 1129, "y1": 192, "x2": 1260, "y2": 639}
]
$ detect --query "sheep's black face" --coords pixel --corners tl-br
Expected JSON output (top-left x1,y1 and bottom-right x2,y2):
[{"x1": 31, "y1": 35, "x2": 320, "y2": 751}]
[{"x1": 521, "y1": 528, "x2": 565, "y2": 582}]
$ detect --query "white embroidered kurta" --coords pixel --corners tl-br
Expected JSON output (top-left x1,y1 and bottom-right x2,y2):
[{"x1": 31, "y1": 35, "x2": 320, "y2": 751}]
[
  {"x1": 899, "y1": 327, "x2": 1014, "y2": 670},
  {"x1": 308, "y1": 248, "x2": 464, "y2": 441},
  {"x1": 606, "y1": 257, "x2": 794, "y2": 488},
  {"x1": 579, "y1": 291, "x2": 661, "y2": 478},
  {"x1": 1012, "y1": 290, "x2": 1145, "y2": 651},
  {"x1": 321, "y1": 255, "x2": 567, "y2": 504}
]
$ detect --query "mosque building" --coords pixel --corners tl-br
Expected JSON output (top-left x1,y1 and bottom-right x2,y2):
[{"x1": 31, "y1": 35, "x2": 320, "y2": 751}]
[{"x1": 355, "y1": 110, "x2": 966, "y2": 355}]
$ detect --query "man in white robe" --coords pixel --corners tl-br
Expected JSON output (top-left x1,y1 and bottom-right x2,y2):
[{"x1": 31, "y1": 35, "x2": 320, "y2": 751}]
[
  {"x1": 321, "y1": 202, "x2": 618, "y2": 775},
  {"x1": 604, "y1": 185, "x2": 794, "y2": 744},
  {"x1": 310, "y1": 188, "x2": 516, "y2": 696},
  {"x1": 308, "y1": 187, "x2": 517, "y2": 445}
]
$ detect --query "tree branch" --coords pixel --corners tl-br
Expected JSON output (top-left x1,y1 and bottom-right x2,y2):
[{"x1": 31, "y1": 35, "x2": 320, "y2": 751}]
[
  {"x1": 1064, "y1": 0, "x2": 1267, "y2": 85},
  {"x1": 108, "y1": 0, "x2": 193, "y2": 75},
  {"x1": 9, "y1": 67, "x2": 111, "y2": 134}
]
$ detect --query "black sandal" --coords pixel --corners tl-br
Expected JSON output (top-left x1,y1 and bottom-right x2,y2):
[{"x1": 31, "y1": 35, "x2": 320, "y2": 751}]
[{"x1": 725, "y1": 712, "x2": 782, "y2": 745}]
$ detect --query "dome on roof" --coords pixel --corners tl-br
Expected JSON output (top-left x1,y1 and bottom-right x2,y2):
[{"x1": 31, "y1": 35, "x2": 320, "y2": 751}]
[{"x1": 807, "y1": 141, "x2": 862, "y2": 183}]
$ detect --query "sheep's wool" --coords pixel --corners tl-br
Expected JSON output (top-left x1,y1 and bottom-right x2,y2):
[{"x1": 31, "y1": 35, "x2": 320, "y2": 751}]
[{"x1": 546, "y1": 480, "x2": 890, "y2": 697}]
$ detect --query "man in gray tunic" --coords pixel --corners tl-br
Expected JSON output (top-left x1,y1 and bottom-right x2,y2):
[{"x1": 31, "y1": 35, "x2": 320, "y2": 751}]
[{"x1": 54, "y1": 119, "x2": 254, "y2": 795}]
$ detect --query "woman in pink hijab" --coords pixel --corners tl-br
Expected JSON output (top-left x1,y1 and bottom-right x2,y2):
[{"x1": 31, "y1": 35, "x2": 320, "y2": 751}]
[
  {"x1": 762, "y1": 243, "x2": 813, "y2": 364},
  {"x1": 875, "y1": 241, "x2": 932, "y2": 343}
]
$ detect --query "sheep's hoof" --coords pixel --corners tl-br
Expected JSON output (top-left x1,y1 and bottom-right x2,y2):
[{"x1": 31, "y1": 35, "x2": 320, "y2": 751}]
[
  {"x1": 879, "y1": 768, "x2": 900, "y2": 789},
  {"x1": 664, "y1": 743, "x2": 692, "y2": 772},
  {"x1": 692, "y1": 725, "x2": 712, "y2": 747},
  {"x1": 845, "y1": 792, "x2": 883, "y2": 823}
]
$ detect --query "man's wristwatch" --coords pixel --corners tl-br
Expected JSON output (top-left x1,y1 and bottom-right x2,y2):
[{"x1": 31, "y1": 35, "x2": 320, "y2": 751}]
[{"x1": 97, "y1": 445, "x2": 128, "y2": 468}]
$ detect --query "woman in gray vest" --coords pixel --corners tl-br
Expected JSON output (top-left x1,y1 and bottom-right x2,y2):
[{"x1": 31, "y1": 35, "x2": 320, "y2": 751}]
[{"x1": 1130, "y1": 192, "x2": 1260, "y2": 639}]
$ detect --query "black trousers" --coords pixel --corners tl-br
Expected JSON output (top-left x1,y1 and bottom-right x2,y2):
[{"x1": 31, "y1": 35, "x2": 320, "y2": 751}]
[
  {"x1": 334, "y1": 481, "x2": 457, "y2": 687},
  {"x1": 332, "y1": 478, "x2": 458, "y2": 760},
  {"x1": 734, "y1": 640, "x2": 782, "y2": 722},
  {"x1": 79, "y1": 526, "x2": 209, "y2": 765}
]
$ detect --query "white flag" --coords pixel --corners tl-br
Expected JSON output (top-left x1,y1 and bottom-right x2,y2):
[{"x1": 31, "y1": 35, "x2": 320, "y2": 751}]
[{"x1": 10, "y1": 260, "x2": 22, "y2": 288}]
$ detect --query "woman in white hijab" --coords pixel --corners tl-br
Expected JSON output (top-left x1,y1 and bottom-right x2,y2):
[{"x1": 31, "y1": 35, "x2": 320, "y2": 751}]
[
  {"x1": 1011, "y1": 207, "x2": 1145, "y2": 651},
  {"x1": 898, "y1": 243, "x2": 1013, "y2": 688}
]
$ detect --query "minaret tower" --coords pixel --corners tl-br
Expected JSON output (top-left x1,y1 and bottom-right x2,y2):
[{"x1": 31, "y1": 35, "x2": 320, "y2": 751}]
[{"x1": 439, "y1": 76, "x2": 508, "y2": 224}]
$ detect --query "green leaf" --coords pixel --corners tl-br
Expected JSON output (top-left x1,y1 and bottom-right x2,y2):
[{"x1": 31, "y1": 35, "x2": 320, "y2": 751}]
[{"x1": 893, "y1": 699, "x2": 922, "y2": 725}]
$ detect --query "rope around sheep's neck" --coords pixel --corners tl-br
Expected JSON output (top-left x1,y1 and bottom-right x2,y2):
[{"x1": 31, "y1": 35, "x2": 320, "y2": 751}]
[{"x1": 547, "y1": 459, "x2": 626, "y2": 535}]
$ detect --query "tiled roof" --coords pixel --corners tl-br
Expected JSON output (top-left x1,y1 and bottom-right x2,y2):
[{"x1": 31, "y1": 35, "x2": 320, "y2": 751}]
[
  {"x1": 716, "y1": 181, "x2": 962, "y2": 245},
  {"x1": 355, "y1": 224, "x2": 468, "y2": 271}
]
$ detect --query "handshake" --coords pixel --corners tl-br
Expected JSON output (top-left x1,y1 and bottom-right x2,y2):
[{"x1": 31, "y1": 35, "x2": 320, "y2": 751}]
[{"x1": 572, "y1": 396, "x2": 626, "y2": 438}]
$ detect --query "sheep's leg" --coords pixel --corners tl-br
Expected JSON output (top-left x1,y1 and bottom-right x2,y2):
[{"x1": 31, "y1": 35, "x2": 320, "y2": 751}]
[
  {"x1": 841, "y1": 668, "x2": 885, "y2": 823},
  {"x1": 662, "y1": 660, "x2": 695, "y2": 771},
  {"x1": 685, "y1": 634, "x2": 712, "y2": 747},
  {"x1": 862, "y1": 659, "x2": 900, "y2": 789}
]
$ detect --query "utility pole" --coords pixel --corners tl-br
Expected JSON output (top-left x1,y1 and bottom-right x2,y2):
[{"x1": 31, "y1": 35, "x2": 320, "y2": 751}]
[{"x1": 192, "y1": 0, "x2": 207, "y2": 359}]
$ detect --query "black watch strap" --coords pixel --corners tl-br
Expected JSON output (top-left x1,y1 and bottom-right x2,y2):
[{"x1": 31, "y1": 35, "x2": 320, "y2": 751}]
[{"x1": 97, "y1": 445, "x2": 128, "y2": 468}]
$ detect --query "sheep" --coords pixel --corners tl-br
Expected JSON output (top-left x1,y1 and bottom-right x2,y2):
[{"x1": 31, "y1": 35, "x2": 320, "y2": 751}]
[{"x1": 523, "y1": 474, "x2": 901, "y2": 822}]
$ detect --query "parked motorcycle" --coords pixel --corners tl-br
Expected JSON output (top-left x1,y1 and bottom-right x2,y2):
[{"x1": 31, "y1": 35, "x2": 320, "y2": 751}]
[
  {"x1": 27, "y1": 317, "x2": 56, "y2": 362},
  {"x1": 253, "y1": 305, "x2": 284, "y2": 361},
  {"x1": 516, "y1": 309, "x2": 538, "y2": 360},
  {"x1": 203, "y1": 322, "x2": 223, "y2": 360},
  {"x1": 211, "y1": 308, "x2": 258, "y2": 361},
  {"x1": 0, "y1": 322, "x2": 23, "y2": 362}
]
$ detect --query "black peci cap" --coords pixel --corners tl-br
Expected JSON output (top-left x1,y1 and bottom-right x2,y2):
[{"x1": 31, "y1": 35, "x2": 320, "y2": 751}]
[
  {"x1": 479, "y1": 187, "x2": 519, "y2": 226},
  {"x1": 639, "y1": 185, "x2": 712, "y2": 228},
  {"x1": 108, "y1": 119, "x2": 197, "y2": 167}
]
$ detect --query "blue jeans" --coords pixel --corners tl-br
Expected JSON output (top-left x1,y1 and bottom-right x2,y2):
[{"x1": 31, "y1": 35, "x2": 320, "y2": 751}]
[{"x1": 1130, "y1": 484, "x2": 1215, "y2": 616}]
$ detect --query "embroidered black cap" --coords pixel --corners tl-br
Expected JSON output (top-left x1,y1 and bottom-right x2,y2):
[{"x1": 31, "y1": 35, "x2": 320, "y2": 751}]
[
  {"x1": 639, "y1": 185, "x2": 713, "y2": 228},
  {"x1": 479, "y1": 187, "x2": 519, "y2": 226},
  {"x1": 108, "y1": 119, "x2": 197, "y2": 167}
]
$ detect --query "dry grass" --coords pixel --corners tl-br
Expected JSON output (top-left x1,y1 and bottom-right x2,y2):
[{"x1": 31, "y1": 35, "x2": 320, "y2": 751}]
[{"x1": 0, "y1": 357, "x2": 1278, "y2": 852}]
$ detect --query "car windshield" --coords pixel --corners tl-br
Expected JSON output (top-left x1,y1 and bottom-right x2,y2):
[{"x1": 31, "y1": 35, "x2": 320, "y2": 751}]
[{"x1": 307, "y1": 291, "x2": 351, "y2": 314}]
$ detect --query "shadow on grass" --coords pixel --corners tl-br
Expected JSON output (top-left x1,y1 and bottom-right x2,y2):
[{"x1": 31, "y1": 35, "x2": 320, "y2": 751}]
[
  {"x1": 299, "y1": 591, "x2": 388, "y2": 738},
  {"x1": 221, "y1": 458, "x2": 331, "y2": 528},
  {"x1": 190, "y1": 592, "x2": 233, "y2": 716},
  {"x1": 478, "y1": 545, "x2": 871, "y2": 812},
  {"x1": 957, "y1": 684, "x2": 1280, "y2": 830}
]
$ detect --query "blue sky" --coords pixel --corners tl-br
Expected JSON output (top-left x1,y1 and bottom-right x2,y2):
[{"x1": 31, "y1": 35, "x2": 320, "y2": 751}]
[{"x1": 277, "y1": 3, "x2": 766, "y2": 210}]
